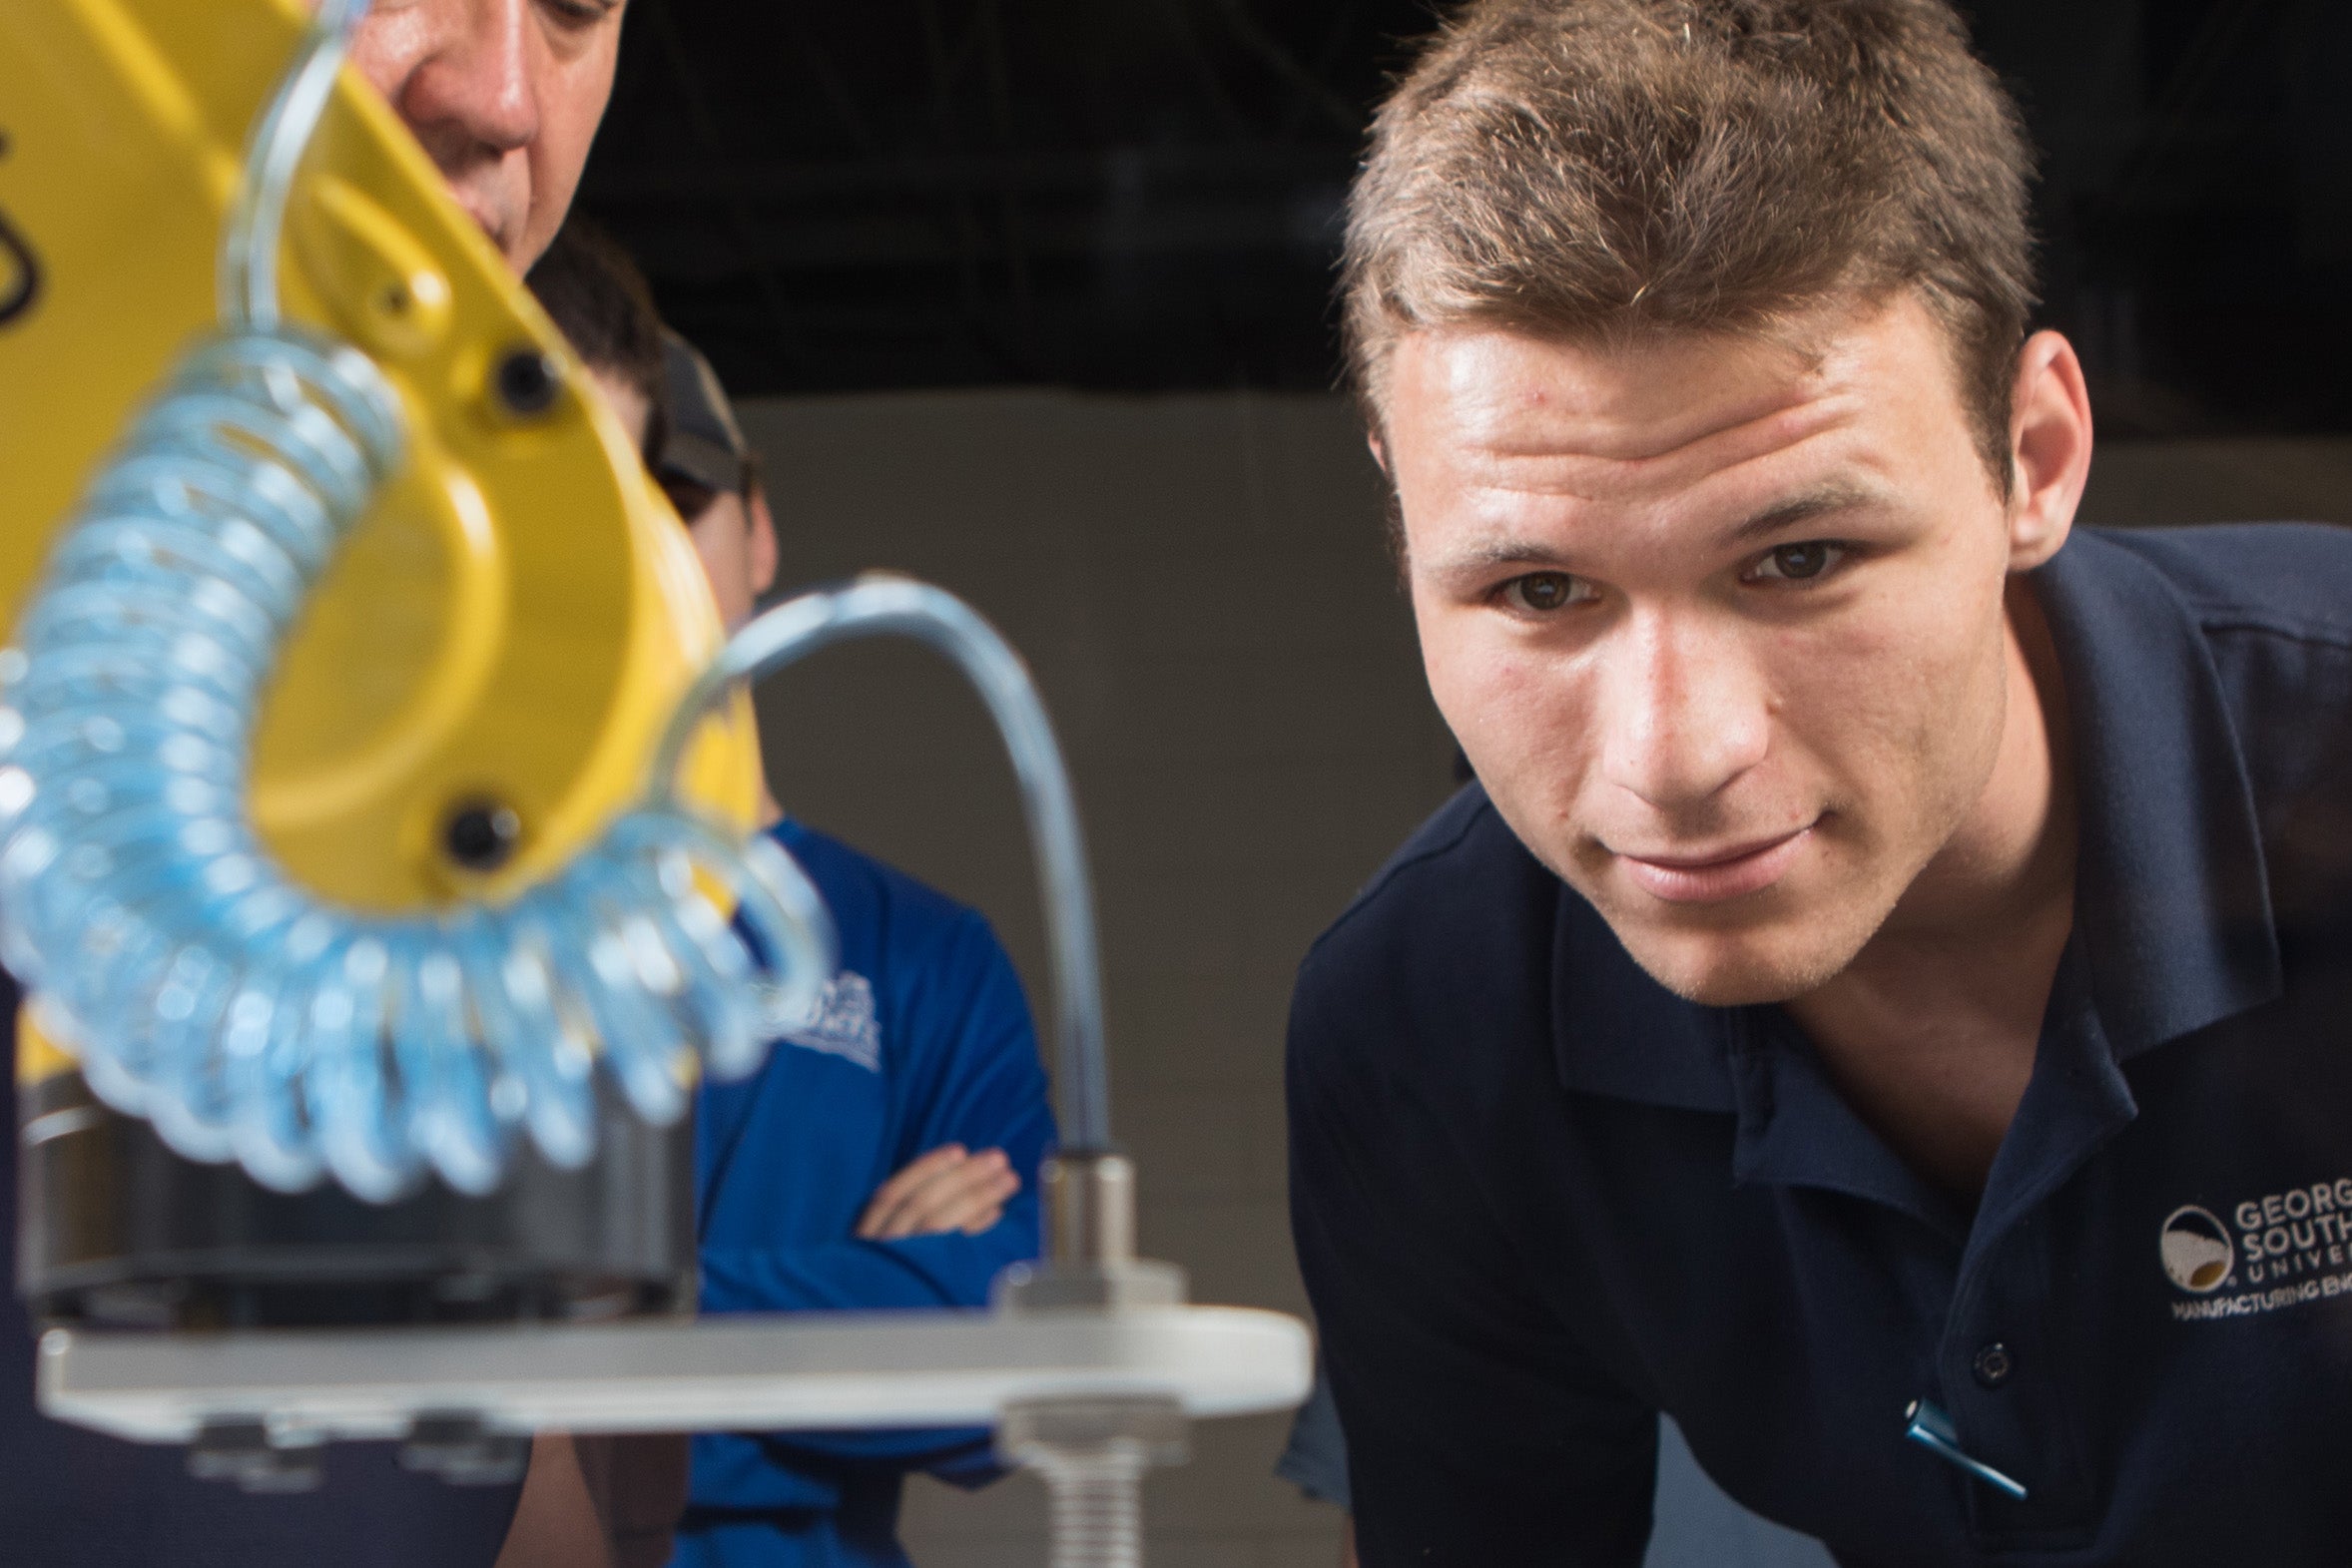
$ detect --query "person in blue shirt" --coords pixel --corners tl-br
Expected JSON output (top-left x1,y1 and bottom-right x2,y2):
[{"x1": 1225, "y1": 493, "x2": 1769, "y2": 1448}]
[
  {"x1": 1291, "y1": 2, "x2": 2352, "y2": 1565},
  {"x1": 527, "y1": 232, "x2": 1055, "y2": 1564},
  {"x1": 647, "y1": 327, "x2": 1056, "y2": 1568},
  {"x1": 682, "y1": 820, "x2": 1053, "y2": 1565}
]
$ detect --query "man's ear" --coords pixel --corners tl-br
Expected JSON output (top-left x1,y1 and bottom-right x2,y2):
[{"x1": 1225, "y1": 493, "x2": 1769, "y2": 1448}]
[
  {"x1": 747, "y1": 484, "x2": 780, "y2": 599},
  {"x1": 2006, "y1": 330, "x2": 2092, "y2": 573},
  {"x1": 1367, "y1": 430, "x2": 1391, "y2": 475}
]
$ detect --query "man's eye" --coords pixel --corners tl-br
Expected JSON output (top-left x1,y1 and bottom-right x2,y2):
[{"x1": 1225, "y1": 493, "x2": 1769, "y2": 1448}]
[
  {"x1": 541, "y1": 0, "x2": 618, "y2": 27},
  {"x1": 1745, "y1": 542, "x2": 1848, "y2": 585},
  {"x1": 1500, "y1": 572, "x2": 1590, "y2": 613}
]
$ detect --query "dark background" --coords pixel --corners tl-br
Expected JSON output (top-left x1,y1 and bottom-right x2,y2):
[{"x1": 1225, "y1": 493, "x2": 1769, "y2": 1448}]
[{"x1": 576, "y1": 0, "x2": 2352, "y2": 437}]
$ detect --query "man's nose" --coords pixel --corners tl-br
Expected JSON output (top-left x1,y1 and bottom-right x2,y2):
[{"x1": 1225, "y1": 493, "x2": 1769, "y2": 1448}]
[
  {"x1": 1595, "y1": 608, "x2": 1771, "y2": 810},
  {"x1": 397, "y1": 0, "x2": 542, "y2": 158}
]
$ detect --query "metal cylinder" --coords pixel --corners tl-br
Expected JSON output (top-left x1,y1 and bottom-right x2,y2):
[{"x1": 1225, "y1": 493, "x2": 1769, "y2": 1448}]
[
  {"x1": 1043, "y1": 1151, "x2": 1135, "y2": 1267},
  {"x1": 18, "y1": 1067, "x2": 696, "y2": 1328}
]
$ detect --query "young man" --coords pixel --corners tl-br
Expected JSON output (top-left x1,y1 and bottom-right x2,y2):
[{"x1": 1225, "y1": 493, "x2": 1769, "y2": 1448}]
[
  {"x1": 0, "y1": 7, "x2": 633, "y2": 1563},
  {"x1": 1288, "y1": 2, "x2": 2352, "y2": 1564},
  {"x1": 534, "y1": 238, "x2": 1056, "y2": 1566},
  {"x1": 654, "y1": 331, "x2": 1053, "y2": 1568}
]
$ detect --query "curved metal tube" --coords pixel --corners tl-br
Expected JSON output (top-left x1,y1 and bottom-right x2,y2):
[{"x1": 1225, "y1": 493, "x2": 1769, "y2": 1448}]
[
  {"x1": 652, "y1": 576, "x2": 1114, "y2": 1153},
  {"x1": 219, "y1": 0, "x2": 368, "y2": 331}
]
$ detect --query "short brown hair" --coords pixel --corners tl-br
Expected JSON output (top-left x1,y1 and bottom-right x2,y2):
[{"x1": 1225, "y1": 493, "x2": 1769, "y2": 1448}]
[
  {"x1": 527, "y1": 219, "x2": 669, "y2": 460},
  {"x1": 1343, "y1": 0, "x2": 2038, "y2": 486}
]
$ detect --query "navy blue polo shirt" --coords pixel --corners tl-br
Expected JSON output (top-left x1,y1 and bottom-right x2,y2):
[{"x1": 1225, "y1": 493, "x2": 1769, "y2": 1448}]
[{"x1": 1289, "y1": 524, "x2": 2352, "y2": 1566}]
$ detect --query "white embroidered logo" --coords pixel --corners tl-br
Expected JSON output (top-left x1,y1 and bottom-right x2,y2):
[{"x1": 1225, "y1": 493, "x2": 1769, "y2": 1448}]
[
  {"x1": 2159, "y1": 1206, "x2": 2234, "y2": 1295},
  {"x1": 781, "y1": 971, "x2": 882, "y2": 1072},
  {"x1": 2165, "y1": 1178, "x2": 2352, "y2": 1321}
]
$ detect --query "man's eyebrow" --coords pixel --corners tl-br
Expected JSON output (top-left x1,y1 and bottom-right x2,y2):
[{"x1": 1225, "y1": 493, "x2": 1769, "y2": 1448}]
[
  {"x1": 1428, "y1": 538, "x2": 1575, "y2": 578},
  {"x1": 1721, "y1": 483, "x2": 1885, "y2": 547},
  {"x1": 1422, "y1": 483, "x2": 1889, "y2": 580}
]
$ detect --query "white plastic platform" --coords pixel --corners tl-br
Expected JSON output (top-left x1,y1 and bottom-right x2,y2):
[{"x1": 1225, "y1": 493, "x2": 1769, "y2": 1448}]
[{"x1": 37, "y1": 1306, "x2": 1313, "y2": 1445}]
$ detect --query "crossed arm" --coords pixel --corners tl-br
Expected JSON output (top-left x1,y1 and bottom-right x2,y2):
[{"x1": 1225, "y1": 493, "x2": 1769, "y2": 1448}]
[{"x1": 857, "y1": 1142, "x2": 1020, "y2": 1240}]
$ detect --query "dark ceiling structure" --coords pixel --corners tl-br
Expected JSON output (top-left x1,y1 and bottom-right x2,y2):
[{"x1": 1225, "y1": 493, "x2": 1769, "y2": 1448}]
[{"x1": 577, "y1": 0, "x2": 2352, "y2": 437}]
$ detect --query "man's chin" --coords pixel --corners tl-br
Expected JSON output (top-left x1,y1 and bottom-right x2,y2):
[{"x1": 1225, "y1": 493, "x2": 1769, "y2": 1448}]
[{"x1": 1610, "y1": 921, "x2": 1864, "y2": 1009}]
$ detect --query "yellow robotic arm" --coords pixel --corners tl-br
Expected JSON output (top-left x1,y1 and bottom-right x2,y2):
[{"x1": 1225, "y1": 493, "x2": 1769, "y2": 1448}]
[
  {"x1": 0, "y1": 0, "x2": 758, "y2": 915},
  {"x1": 0, "y1": 0, "x2": 815, "y2": 1329}
]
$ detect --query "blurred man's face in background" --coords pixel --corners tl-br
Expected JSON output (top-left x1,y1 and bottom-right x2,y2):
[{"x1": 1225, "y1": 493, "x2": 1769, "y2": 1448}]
[
  {"x1": 1388, "y1": 294, "x2": 2079, "y2": 1007},
  {"x1": 349, "y1": 0, "x2": 626, "y2": 271},
  {"x1": 677, "y1": 485, "x2": 778, "y2": 633},
  {"x1": 576, "y1": 368, "x2": 773, "y2": 631}
]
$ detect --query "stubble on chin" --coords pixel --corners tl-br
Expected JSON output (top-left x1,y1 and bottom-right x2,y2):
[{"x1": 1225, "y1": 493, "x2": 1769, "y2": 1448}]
[
  {"x1": 1575, "y1": 842, "x2": 1902, "y2": 1009},
  {"x1": 1614, "y1": 914, "x2": 1870, "y2": 1008},
  {"x1": 1496, "y1": 788, "x2": 1892, "y2": 1005}
]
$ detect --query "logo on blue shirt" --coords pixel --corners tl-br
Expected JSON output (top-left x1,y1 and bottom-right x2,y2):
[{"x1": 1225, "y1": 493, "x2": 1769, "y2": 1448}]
[{"x1": 781, "y1": 971, "x2": 882, "y2": 1072}]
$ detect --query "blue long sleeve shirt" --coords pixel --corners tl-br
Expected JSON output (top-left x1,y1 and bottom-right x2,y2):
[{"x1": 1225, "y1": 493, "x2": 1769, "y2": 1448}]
[{"x1": 677, "y1": 819, "x2": 1057, "y2": 1568}]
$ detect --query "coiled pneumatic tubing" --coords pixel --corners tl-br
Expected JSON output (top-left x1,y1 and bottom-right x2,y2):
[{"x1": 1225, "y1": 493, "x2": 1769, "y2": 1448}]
[{"x1": 0, "y1": 0, "x2": 838, "y2": 1202}]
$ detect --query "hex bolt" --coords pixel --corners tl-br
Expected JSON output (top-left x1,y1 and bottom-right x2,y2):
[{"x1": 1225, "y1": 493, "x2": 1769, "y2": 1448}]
[
  {"x1": 491, "y1": 346, "x2": 558, "y2": 418},
  {"x1": 442, "y1": 796, "x2": 522, "y2": 872},
  {"x1": 999, "y1": 1396, "x2": 1187, "y2": 1568},
  {"x1": 1038, "y1": 1451, "x2": 1143, "y2": 1568}
]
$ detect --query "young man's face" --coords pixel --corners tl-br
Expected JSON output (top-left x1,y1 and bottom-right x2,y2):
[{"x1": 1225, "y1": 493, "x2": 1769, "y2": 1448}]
[
  {"x1": 583, "y1": 370, "x2": 776, "y2": 632},
  {"x1": 683, "y1": 487, "x2": 779, "y2": 634},
  {"x1": 1386, "y1": 294, "x2": 2073, "y2": 1006},
  {"x1": 349, "y1": 0, "x2": 626, "y2": 272}
]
